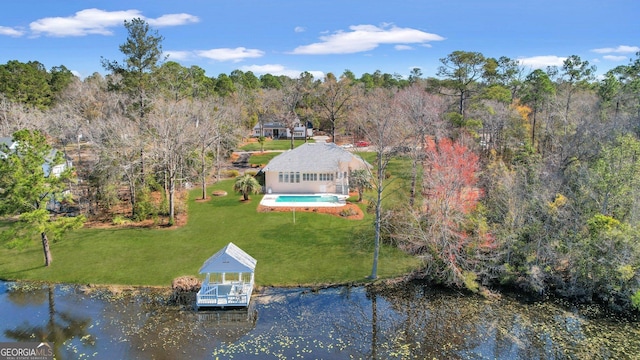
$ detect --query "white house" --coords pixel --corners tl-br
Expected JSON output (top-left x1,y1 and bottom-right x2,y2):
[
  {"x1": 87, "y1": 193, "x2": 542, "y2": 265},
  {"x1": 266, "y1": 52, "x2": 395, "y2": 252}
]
[
  {"x1": 262, "y1": 142, "x2": 370, "y2": 195},
  {"x1": 0, "y1": 137, "x2": 71, "y2": 178},
  {"x1": 252, "y1": 121, "x2": 313, "y2": 139},
  {"x1": 44, "y1": 149, "x2": 72, "y2": 177},
  {"x1": 0, "y1": 137, "x2": 18, "y2": 153}
]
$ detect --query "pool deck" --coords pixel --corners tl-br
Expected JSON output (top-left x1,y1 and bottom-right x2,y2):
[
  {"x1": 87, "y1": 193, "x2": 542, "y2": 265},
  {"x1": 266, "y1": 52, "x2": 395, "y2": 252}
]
[{"x1": 260, "y1": 194, "x2": 348, "y2": 208}]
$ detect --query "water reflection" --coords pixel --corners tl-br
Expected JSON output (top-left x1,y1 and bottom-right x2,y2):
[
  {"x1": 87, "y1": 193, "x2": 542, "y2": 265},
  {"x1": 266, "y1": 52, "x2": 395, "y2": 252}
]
[
  {"x1": 3, "y1": 283, "x2": 93, "y2": 359},
  {"x1": 370, "y1": 284, "x2": 640, "y2": 359},
  {"x1": 0, "y1": 281, "x2": 638, "y2": 359}
]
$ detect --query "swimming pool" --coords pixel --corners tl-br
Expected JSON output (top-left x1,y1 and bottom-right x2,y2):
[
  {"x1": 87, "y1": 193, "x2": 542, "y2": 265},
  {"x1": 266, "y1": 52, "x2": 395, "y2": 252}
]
[
  {"x1": 275, "y1": 195, "x2": 339, "y2": 203},
  {"x1": 260, "y1": 194, "x2": 346, "y2": 207}
]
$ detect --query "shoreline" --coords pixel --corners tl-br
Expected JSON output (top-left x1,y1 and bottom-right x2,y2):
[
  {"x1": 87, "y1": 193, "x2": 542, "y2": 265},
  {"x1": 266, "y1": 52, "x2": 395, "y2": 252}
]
[{"x1": 3, "y1": 278, "x2": 640, "y2": 320}]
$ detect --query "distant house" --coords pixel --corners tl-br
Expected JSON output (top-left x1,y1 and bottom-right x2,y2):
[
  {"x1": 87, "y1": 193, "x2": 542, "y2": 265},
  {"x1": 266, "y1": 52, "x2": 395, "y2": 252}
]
[
  {"x1": 0, "y1": 137, "x2": 18, "y2": 152},
  {"x1": 43, "y1": 149, "x2": 72, "y2": 178},
  {"x1": 262, "y1": 141, "x2": 370, "y2": 195},
  {"x1": 0, "y1": 137, "x2": 72, "y2": 178},
  {"x1": 252, "y1": 121, "x2": 313, "y2": 139}
]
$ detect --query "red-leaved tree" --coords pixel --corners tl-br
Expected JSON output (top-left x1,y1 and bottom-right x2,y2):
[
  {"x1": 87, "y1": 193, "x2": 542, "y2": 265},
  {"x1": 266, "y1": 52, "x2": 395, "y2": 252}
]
[{"x1": 400, "y1": 136, "x2": 495, "y2": 290}]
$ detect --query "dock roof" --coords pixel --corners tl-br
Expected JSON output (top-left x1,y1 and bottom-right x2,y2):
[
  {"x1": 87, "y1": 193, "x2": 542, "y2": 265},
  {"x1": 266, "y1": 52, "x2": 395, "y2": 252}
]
[{"x1": 199, "y1": 242, "x2": 257, "y2": 274}]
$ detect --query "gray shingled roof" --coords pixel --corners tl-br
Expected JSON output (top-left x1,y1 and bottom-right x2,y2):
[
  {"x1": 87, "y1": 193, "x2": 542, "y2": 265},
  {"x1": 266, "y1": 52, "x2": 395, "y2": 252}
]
[{"x1": 265, "y1": 142, "x2": 369, "y2": 172}]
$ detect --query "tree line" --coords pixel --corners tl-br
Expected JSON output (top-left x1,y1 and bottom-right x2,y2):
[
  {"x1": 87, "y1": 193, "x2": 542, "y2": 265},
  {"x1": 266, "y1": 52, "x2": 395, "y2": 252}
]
[{"x1": 1, "y1": 18, "x2": 639, "y2": 313}]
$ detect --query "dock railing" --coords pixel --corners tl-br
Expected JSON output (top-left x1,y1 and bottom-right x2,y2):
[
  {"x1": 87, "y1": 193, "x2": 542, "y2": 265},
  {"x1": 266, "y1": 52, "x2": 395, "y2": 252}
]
[{"x1": 197, "y1": 281, "x2": 253, "y2": 307}]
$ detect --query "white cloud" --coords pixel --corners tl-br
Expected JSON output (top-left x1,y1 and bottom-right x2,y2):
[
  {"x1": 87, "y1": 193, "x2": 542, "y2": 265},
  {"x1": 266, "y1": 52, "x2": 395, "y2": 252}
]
[
  {"x1": 29, "y1": 8, "x2": 198, "y2": 37},
  {"x1": 196, "y1": 47, "x2": 264, "y2": 62},
  {"x1": 517, "y1": 55, "x2": 566, "y2": 69},
  {"x1": 147, "y1": 13, "x2": 199, "y2": 27},
  {"x1": 294, "y1": 26, "x2": 306, "y2": 33},
  {"x1": 603, "y1": 55, "x2": 629, "y2": 61},
  {"x1": 591, "y1": 45, "x2": 639, "y2": 54},
  {"x1": 30, "y1": 8, "x2": 140, "y2": 36},
  {"x1": 395, "y1": 45, "x2": 413, "y2": 51},
  {"x1": 165, "y1": 51, "x2": 194, "y2": 61},
  {"x1": 241, "y1": 64, "x2": 324, "y2": 79},
  {"x1": 308, "y1": 70, "x2": 326, "y2": 79},
  {"x1": 291, "y1": 24, "x2": 444, "y2": 55},
  {"x1": 0, "y1": 26, "x2": 25, "y2": 37}
]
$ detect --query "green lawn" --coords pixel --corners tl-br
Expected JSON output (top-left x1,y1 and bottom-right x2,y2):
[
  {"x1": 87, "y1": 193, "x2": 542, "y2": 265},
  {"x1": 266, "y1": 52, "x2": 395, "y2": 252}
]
[
  {"x1": 240, "y1": 139, "x2": 313, "y2": 151},
  {"x1": 248, "y1": 152, "x2": 280, "y2": 166},
  {"x1": 0, "y1": 178, "x2": 419, "y2": 287}
]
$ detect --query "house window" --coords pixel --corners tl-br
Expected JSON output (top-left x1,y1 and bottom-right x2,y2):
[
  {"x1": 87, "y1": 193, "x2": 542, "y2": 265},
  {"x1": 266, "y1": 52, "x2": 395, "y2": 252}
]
[
  {"x1": 279, "y1": 172, "x2": 283, "y2": 183},
  {"x1": 284, "y1": 173, "x2": 289, "y2": 183},
  {"x1": 317, "y1": 173, "x2": 334, "y2": 181},
  {"x1": 295, "y1": 172, "x2": 300, "y2": 183}
]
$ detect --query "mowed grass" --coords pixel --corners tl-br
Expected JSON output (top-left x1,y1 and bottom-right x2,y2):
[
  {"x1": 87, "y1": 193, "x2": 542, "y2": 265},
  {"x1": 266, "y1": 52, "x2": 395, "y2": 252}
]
[
  {"x1": 0, "y1": 178, "x2": 419, "y2": 287},
  {"x1": 248, "y1": 152, "x2": 280, "y2": 166},
  {"x1": 239, "y1": 139, "x2": 312, "y2": 151}
]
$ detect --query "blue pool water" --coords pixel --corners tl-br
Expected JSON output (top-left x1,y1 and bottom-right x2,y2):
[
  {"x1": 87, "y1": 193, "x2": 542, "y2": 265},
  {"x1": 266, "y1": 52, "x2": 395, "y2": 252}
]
[{"x1": 275, "y1": 195, "x2": 339, "y2": 203}]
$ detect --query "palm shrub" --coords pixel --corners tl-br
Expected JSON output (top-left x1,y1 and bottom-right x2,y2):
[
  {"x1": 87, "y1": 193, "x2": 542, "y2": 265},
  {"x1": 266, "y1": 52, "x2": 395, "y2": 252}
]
[{"x1": 233, "y1": 174, "x2": 261, "y2": 201}]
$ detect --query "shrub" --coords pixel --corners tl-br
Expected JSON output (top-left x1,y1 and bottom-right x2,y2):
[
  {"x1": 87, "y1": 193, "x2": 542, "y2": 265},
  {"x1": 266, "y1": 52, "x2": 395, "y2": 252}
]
[
  {"x1": 463, "y1": 271, "x2": 480, "y2": 293},
  {"x1": 112, "y1": 215, "x2": 130, "y2": 225},
  {"x1": 339, "y1": 208, "x2": 357, "y2": 217},
  {"x1": 97, "y1": 183, "x2": 119, "y2": 211},
  {"x1": 133, "y1": 188, "x2": 158, "y2": 222},
  {"x1": 632, "y1": 290, "x2": 640, "y2": 311},
  {"x1": 366, "y1": 201, "x2": 376, "y2": 214},
  {"x1": 175, "y1": 190, "x2": 188, "y2": 215},
  {"x1": 222, "y1": 169, "x2": 239, "y2": 178}
]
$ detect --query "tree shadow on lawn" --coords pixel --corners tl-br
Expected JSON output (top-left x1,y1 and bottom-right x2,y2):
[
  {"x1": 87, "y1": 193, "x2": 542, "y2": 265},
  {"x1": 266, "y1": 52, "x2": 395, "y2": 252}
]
[{"x1": 2, "y1": 265, "x2": 49, "y2": 278}]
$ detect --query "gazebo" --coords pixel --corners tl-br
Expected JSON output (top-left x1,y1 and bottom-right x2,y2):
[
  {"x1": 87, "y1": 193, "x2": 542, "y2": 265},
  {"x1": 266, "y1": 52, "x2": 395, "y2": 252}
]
[{"x1": 196, "y1": 242, "x2": 257, "y2": 309}]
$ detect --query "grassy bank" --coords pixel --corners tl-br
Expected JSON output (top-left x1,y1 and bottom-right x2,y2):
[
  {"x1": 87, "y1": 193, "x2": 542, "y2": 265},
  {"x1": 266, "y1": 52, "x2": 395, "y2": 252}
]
[
  {"x1": 0, "y1": 179, "x2": 419, "y2": 287},
  {"x1": 239, "y1": 139, "x2": 312, "y2": 151}
]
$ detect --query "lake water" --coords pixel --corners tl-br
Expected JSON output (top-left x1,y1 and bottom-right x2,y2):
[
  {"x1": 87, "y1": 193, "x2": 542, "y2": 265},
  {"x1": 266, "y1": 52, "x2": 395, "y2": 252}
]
[{"x1": 0, "y1": 280, "x2": 638, "y2": 359}]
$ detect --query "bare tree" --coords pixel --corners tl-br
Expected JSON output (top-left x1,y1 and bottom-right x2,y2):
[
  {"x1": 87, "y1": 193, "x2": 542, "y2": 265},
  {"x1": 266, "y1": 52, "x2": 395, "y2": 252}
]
[
  {"x1": 315, "y1": 73, "x2": 355, "y2": 142},
  {"x1": 86, "y1": 88, "x2": 146, "y2": 218},
  {"x1": 355, "y1": 88, "x2": 409, "y2": 279},
  {"x1": 395, "y1": 85, "x2": 448, "y2": 206},
  {"x1": 191, "y1": 96, "x2": 242, "y2": 199},
  {"x1": 277, "y1": 74, "x2": 314, "y2": 149},
  {"x1": 47, "y1": 78, "x2": 89, "y2": 166},
  {"x1": 252, "y1": 88, "x2": 280, "y2": 144},
  {"x1": 106, "y1": 117, "x2": 146, "y2": 217},
  {"x1": 146, "y1": 99, "x2": 196, "y2": 225},
  {"x1": 0, "y1": 95, "x2": 46, "y2": 136}
]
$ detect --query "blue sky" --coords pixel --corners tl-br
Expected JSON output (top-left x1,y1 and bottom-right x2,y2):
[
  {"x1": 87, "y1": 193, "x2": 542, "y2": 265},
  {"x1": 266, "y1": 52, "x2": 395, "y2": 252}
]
[{"x1": 1, "y1": 0, "x2": 638, "y2": 80}]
